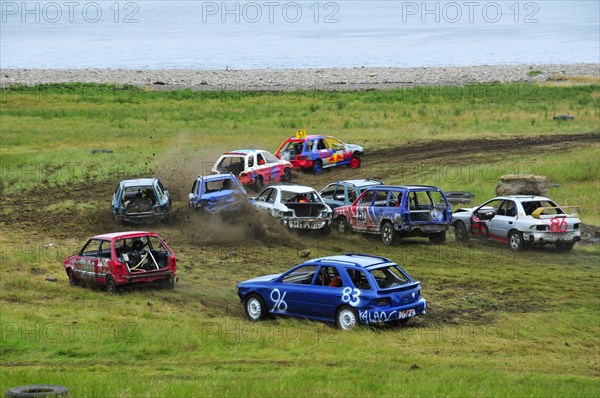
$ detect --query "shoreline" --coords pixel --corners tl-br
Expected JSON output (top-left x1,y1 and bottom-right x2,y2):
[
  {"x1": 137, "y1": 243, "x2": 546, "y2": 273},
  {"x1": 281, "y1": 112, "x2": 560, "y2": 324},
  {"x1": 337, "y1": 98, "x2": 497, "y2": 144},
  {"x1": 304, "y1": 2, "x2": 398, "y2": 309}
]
[{"x1": 1, "y1": 64, "x2": 598, "y2": 91}]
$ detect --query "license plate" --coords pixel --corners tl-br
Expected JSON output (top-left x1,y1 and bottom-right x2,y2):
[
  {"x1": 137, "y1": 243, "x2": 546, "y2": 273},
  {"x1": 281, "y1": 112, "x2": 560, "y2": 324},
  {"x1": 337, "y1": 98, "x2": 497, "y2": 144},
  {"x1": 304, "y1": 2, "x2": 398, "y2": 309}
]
[
  {"x1": 398, "y1": 309, "x2": 416, "y2": 319},
  {"x1": 289, "y1": 221, "x2": 322, "y2": 229}
]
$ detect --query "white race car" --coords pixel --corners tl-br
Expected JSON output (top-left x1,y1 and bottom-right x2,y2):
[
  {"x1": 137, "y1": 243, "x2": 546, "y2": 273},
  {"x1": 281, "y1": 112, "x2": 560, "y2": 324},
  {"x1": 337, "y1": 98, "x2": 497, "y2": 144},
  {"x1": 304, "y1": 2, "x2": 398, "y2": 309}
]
[
  {"x1": 452, "y1": 195, "x2": 581, "y2": 251},
  {"x1": 250, "y1": 185, "x2": 332, "y2": 233}
]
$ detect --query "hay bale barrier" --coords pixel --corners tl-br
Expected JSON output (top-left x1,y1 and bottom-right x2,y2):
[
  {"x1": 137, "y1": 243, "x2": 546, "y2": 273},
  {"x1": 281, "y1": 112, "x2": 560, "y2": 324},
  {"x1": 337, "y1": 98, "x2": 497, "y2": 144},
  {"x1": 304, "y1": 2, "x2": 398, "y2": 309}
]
[{"x1": 495, "y1": 175, "x2": 550, "y2": 197}]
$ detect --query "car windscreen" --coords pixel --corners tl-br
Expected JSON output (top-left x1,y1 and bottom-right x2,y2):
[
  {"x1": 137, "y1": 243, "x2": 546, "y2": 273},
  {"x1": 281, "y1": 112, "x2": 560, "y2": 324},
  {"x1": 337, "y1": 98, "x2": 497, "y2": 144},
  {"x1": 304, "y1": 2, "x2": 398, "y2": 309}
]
[
  {"x1": 369, "y1": 266, "x2": 412, "y2": 289},
  {"x1": 204, "y1": 179, "x2": 236, "y2": 193}
]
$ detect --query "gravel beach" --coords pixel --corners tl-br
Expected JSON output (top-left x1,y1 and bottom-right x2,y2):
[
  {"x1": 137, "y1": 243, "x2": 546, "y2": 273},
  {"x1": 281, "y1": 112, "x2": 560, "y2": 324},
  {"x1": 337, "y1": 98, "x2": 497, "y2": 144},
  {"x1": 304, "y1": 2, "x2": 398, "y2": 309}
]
[{"x1": 1, "y1": 64, "x2": 598, "y2": 91}]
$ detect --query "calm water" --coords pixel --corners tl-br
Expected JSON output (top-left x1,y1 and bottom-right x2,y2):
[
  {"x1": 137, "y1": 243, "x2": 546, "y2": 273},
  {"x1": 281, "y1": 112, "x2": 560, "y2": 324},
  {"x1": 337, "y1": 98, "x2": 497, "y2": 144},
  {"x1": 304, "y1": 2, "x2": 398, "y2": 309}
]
[{"x1": 1, "y1": 0, "x2": 598, "y2": 69}]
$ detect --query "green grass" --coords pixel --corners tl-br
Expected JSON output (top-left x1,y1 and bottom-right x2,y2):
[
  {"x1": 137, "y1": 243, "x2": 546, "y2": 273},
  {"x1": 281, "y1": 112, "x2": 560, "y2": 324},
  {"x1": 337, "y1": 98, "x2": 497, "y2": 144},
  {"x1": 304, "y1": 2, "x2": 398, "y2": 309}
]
[
  {"x1": 1, "y1": 82, "x2": 599, "y2": 193},
  {"x1": 1, "y1": 82, "x2": 599, "y2": 397}
]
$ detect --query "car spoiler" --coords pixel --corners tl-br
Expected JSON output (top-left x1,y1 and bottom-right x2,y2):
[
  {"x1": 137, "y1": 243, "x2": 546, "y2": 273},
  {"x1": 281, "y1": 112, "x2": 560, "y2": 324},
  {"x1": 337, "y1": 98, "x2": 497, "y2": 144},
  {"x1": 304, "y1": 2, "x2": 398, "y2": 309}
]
[
  {"x1": 378, "y1": 281, "x2": 420, "y2": 294},
  {"x1": 532, "y1": 206, "x2": 579, "y2": 219}
]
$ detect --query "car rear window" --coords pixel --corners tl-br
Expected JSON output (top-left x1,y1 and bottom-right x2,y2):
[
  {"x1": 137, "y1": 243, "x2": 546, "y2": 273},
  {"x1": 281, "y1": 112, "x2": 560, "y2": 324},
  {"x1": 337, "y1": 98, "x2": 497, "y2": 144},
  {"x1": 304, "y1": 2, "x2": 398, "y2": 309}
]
[{"x1": 369, "y1": 266, "x2": 411, "y2": 289}]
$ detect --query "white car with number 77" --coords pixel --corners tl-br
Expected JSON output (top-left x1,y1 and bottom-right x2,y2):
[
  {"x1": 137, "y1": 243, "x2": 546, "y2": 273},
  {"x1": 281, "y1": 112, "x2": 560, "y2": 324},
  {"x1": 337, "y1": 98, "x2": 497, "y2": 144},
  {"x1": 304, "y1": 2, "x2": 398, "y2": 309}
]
[
  {"x1": 452, "y1": 195, "x2": 581, "y2": 251},
  {"x1": 249, "y1": 185, "x2": 332, "y2": 233}
]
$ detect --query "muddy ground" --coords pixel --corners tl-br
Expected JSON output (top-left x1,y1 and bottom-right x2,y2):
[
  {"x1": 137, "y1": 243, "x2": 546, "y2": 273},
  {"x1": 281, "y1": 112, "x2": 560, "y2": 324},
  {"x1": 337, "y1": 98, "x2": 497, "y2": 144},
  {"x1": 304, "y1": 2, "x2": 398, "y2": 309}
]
[{"x1": 2, "y1": 132, "x2": 598, "y2": 242}]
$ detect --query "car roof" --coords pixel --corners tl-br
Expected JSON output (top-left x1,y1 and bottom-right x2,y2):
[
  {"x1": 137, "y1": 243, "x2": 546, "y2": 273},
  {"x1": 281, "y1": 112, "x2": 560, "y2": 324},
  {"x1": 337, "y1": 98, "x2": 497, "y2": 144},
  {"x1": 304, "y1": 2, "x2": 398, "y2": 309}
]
[
  {"x1": 197, "y1": 173, "x2": 236, "y2": 182},
  {"x1": 121, "y1": 178, "x2": 157, "y2": 187},
  {"x1": 494, "y1": 195, "x2": 553, "y2": 202},
  {"x1": 365, "y1": 185, "x2": 441, "y2": 191},
  {"x1": 328, "y1": 179, "x2": 383, "y2": 188},
  {"x1": 91, "y1": 231, "x2": 156, "y2": 241},
  {"x1": 223, "y1": 149, "x2": 264, "y2": 156},
  {"x1": 286, "y1": 134, "x2": 333, "y2": 142},
  {"x1": 310, "y1": 253, "x2": 393, "y2": 269},
  {"x1": 274, "y1": 185, "x2": 316, "y2": 194}
]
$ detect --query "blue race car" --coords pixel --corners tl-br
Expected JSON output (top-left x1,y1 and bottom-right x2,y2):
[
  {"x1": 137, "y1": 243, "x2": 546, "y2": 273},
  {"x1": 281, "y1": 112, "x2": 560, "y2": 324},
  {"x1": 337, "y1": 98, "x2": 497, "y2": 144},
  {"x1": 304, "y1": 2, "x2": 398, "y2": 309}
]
[
  {"x1": 188, "y1": 173, "x2": 247, "y2": 214},
  {"x1": 237, "y1": 253, "x2": 427, "y2": 330}
]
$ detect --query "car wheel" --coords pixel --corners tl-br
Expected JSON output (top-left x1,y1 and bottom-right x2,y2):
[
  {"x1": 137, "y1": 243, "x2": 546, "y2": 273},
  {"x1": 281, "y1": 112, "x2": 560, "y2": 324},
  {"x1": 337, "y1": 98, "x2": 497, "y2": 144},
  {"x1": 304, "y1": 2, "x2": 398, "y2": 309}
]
[
  {"x1": 313, "y1": 160, "x2": 323, "y2": 175},
  {"x1": 429, "y1": 231, "x2": 446, "y2": 244},
  {"x1": 508, "y1": 230, "x2": 524, "y2": 251},
  {"x1": 160, "y1": 277, "x2": 175, "y2": 290},
  {"x1": 336, "y1": 306, "x2": 358, "y2": 331},
  {"x1": 67, "y1": 269, "x2": 78, "y2": 286},
  {"x1": 454, "y1": 222, "x2": 470, "y2": 242},
  {"x1": 349, "y1": 155, "x2": 361, "y2": 169},
  {"x1": 556, "y1": 242, "x2": 574, "y2": 252},
  {"x1": 245, "y1": 294, "x2": 267, "y2": 321},
  {"x1": 381, "y1": 221, "x2": 396, "y2": 245},
  {"x1": 283, "y1": 168, "x2": 292, "y2": 182},
  {"x1": 335, "y1": 216, "x2": 348, "y2": 234},
  {"x1": 105, "y1": 275, "x2": 119, "y2": 294},
  {"x1": 253, "y1": 176, "x2": 264, "y2": 191}
]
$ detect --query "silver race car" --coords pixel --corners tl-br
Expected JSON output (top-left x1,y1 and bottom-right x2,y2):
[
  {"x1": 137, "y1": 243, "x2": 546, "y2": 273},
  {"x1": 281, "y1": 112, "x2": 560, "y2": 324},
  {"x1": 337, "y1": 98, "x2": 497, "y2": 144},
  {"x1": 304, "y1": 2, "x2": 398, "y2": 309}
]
[{"x1": 452, "y1": 195, "x2": 580, "y2": 251}]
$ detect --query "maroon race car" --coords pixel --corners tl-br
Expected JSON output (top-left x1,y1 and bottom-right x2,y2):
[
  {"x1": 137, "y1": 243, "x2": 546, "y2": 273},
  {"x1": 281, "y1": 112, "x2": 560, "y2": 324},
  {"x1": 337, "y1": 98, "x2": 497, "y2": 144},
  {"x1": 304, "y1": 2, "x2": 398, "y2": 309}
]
[{"x1": 64, "y1": 231, "x2": 177, "y2": 293}]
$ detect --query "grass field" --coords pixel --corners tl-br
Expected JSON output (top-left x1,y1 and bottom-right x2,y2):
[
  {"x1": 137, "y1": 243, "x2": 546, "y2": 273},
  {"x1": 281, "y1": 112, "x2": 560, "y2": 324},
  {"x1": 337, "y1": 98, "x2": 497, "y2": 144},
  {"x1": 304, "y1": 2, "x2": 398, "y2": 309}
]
[{"x1": 1, "y1": 81, "x2": 599, "y2": 397}]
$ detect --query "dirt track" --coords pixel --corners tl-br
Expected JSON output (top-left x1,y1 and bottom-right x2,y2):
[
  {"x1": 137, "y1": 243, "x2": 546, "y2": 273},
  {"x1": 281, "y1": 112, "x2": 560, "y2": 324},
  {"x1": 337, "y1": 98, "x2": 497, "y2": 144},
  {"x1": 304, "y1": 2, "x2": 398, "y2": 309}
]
[{"x1": 1, "y1": 132, "x2": 598, "y2": 241}]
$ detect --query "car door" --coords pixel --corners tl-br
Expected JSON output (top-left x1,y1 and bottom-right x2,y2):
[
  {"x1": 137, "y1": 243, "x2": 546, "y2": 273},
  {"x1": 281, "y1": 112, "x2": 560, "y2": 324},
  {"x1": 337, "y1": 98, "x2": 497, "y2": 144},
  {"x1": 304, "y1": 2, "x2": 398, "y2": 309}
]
[
  {"x1": 488, "y1": 200, "x2": 517, "y2": 241},
  {"x1": 252, "y1": 187, "x2": 277, "y2": 214},
  {"x1": 325, "y1": 137, "x2": 346, "y2": 165},
  {"x1": 367, "y1": 190, "x2": 390, "y2": 233},
  {"x1": 471, "y1": 199, "x2": 503, "y2": 238},
  {"x1": 271, "y1": 265, "x2": 317, "y2": 317},
  {"x1": 73, "y1": 239, "x2": 102, "y2": 282},
  {"x1": 312, "y1": 138, "x2": 334, "y2": 165},
  {"x1": 349, "y1": 190, "x2": 376, "y2": 232},
  {"x1": 304, "y1": 265, "x2": 345, "y2": 320}
]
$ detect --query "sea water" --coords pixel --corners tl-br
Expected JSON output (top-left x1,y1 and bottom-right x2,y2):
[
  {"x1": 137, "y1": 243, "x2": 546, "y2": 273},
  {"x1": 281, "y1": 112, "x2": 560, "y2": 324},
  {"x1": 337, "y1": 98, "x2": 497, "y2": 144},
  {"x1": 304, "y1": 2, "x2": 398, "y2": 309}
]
[{"x1": 1, "y1": 0, "x2": 598, "y2": 69}]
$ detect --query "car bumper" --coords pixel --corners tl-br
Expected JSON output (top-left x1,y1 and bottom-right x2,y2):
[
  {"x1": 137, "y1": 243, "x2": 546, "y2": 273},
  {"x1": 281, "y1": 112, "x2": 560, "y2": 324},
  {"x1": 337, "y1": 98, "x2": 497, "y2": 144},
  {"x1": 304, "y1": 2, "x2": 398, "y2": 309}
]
[
  {"x1": 281, "y1": 218, "x2": 331, "y2": 230},
  {"x1": 395, "y1": 223, "x2": 449, "y2": 233},
  {"x1": 523, "y1": 231, "x2": 581, "y2": 244},
  {"x1": 114, "y1": 212, "x2": 169, "y2": 223},
  {"x1": 358, "y1": 298, "x2": 427, "y2": 325}
]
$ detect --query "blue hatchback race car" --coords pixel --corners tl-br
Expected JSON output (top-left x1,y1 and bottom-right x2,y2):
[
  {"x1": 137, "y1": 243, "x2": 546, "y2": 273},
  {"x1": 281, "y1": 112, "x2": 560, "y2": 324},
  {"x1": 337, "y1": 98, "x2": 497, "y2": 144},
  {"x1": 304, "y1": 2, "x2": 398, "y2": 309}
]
[
  {"x1": 237, "y1": 253, "x2": 427, "y2": 330},
  {"x1": 188, "y1": 173, "x2": 247, "y2": 214}
]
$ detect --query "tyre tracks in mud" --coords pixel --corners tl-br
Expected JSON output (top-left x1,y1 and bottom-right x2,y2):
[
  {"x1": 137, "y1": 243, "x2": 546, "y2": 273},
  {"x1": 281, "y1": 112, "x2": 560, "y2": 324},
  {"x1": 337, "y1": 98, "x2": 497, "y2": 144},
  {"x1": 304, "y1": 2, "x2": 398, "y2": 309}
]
[{"x1": 1, "y1": 132, "x2": 598, "y2": 237}]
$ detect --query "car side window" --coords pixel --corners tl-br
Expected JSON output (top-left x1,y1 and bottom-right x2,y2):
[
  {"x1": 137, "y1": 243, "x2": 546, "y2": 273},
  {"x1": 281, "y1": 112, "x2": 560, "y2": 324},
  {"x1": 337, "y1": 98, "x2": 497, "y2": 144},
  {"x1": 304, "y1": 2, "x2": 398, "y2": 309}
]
[
  {"x1": 266, "y1": 189, "x2": 278, "y2": 204},
  {"x1": 191, "y1": 180, "x2": 199, "y2": 195},
  {"x1": 99, "y1": 240, "x2": 112, "y2": 259},
  {"x1": 81, "y1": 239, "x2": 102, "y2": 257},
  {"x1": 314, "y1": 266, "x2": 343, "y2": 287},
  {"x1": 316, "y1": 139, "x2": 327, "y2": 150},
  {"x1": 387, "y1": 192, "x2": 402, "y2": 207},
  {"x1": 247, "y1": 155, "x2": 254, "y2": 168},
  {"x1": 257, "y1": 188, "x2": 273, "y2": 202},
  {"x1": 348, "y1": 269, "x2": 371, "y2": 290},
  {"x1": 282, "y1": 265, "x2": 318, "y2": 284},
  {"x1": 498, "y1": 200, "x2": 517, "y2": 217},
  {"x1": 373, "y1": 190, "x2": 389, "y2": 207},
  {"x1": 320, "y1": 185, "x2": 338, "y2": 200},
  {"x1": 256, "y1": 153, "x2": 266, "y2": 165},
  {"x1": 357, "y1": 190, "x2": 375, "y2": 206}
]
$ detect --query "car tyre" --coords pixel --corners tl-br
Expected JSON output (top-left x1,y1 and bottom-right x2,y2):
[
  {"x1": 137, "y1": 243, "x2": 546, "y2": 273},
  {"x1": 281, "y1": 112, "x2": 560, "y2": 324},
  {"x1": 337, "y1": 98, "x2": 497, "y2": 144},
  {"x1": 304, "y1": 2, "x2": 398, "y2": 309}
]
[
  {"x1": 429, "y1": 231, "x2": 446, "y2": 244},
  {"x1": 454, "y1": 222, "x2": 470, "y2": 242},
  {"x1": 508, "y1": 230, "x2": 525, "y2": 251},
  {"x1": 245, "y1": 294, "x2": 267, "y2": 321},
  {"x1": 335, "y1": 216, "x2": 349, "y2": 234},
  {"x1": 349, "y1": 155, "x2": 361, "y2": 169},
  {"x1": 160, "y1": 277, "x2": 175, "y2": 290},
  {"x1": 381, "y1": 221, "x2": 396, "y2": 245},
  {"x1": 336, "y1": 306, "x2": 358, "y2": 331},
  {"x1": 556, "y1": 242, "x2": 574, "y2": 252},
  {"x1": 105, "y1": 275, "x2": 119, "y2": 294},
  {"x1": 67, "y1": 269, "x2": 78, "y2": 286},
  {"x1": 283, "y1": 168, "x2": 292, "y2": 182},
  {"x1": 6, "y1": 384, "x2": 69, "y2": 397},
  {"x1": 313, "y1": 160, "x2": 323, "y2": 175},
  {"x1": 254, "y1": 176, "x2": 264, "y2": 191}
]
